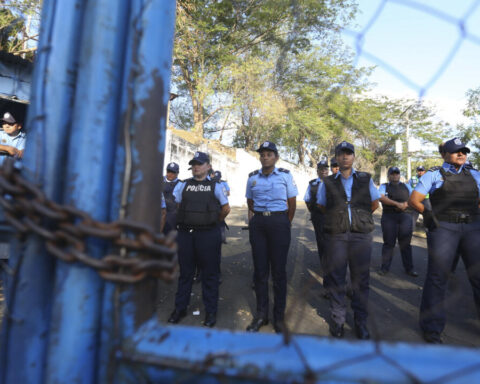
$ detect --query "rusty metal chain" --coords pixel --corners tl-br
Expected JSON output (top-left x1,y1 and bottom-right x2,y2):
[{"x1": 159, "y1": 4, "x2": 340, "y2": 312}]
[{"x1": 0, "y1": 159, "x2": 177, "y2": 283}]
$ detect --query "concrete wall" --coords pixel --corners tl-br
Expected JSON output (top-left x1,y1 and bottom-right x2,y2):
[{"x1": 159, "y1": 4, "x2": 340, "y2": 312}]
[{"x1": 164, "y1": 129, "x2": 317, "y2": 207}]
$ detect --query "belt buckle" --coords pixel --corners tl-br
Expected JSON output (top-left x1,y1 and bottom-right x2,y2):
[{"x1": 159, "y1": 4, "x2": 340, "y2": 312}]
[{"x1": 263, "y1": 211, "x2": 271, "y2": 216}]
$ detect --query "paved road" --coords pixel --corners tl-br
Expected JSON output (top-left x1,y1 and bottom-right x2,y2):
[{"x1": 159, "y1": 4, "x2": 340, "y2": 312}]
[{"x1": 157, "y1": 204, "x2": 480, "y2": 347}]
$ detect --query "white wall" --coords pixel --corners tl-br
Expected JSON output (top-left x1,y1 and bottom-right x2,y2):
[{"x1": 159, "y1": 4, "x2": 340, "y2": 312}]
[{"x1": 164, "y1": 129, "x2": 317, "y2": 207}]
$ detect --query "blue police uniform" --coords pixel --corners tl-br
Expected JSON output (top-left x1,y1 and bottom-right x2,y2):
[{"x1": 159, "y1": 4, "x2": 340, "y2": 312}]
[
  {"x1": 168, "y1": 152, "x2": 229, "y2": 326},
  {"x1": 415, "y1": 157, "x2": 480, "y2": 340},
  {"x1": 316, "y1": 163, "x2": 380, "y2": 337},
  {"x1": 304, "y1": 163, "x2": 329, "y2": 292},
  {"x1": 163, "y1": 161, "x2": 180, "y2": 234},
  {"x1": 0, "y1": 130, "x2": 26, "y2": 166},
  {"x1": 378, "y1": 179, "x2": 416, "y2": 274},
  {"x1": 246, "y1": 143, "x2": 298, "y2": 329}
]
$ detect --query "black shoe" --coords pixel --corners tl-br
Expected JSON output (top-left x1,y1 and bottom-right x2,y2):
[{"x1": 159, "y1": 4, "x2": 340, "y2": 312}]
[
  {"x1": 329, "y1": 322, "x2": 344, "y2": 338},
  {"x1": 355, "y1": 323, "x2": 370, "y2": 340},
  {"x1": 246, "y1": 317, "x2": 269, "y2": 332},
  {"x1": 406, "y1": 270, "x2": 419, "y2": 277},
  {"x1": 167, "y1": 308, "x2": 187, "y2": 324},
  {"x1": 377, "y1": 269, "x2": 388, "y2": 276},
  {"x1": 423, "y1": 331, "x2": 443, "y2": 344},
  {"x1": 203, "y1": 312, "x2": 216, "y2": 327},
  {"x1": 273, "y1": 319, "x2": 284, "y2": 334}
]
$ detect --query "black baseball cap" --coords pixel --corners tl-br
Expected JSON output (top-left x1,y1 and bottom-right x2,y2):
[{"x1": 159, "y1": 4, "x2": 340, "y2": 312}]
[
  {"x1": 166, "y1": 162, "x2": 179, "y2": 173},
  {"x1": 257, "y1": 141, "x2": 278, "y2": 154},
  {"x1": 213, "y1": 170, "x2": 222, "y2": 179},
  {"x1": 317, "y1": 160, "x2": 329, "y2": 168},
  {"x1": 443, "y1": 138, "x2": 470, "y2": 154},
  {"x1": 188, "y1": 151, "x2": 210, "y2": 165},
  {"x1": 335, "y1": 141, "x2": 355, "y2": 155},
  {"x1": 1, "y1": 112, "x2": 16, "y2": 124},
  {"x1": 388, "y1": 166, "x2": 400, "y2": 174},
  {"x1": 416, "y1": 165, "x2": 425, "y2": 171},
  {"x1": 330, "y1": 157, "x2": 338, "y2": 167}
]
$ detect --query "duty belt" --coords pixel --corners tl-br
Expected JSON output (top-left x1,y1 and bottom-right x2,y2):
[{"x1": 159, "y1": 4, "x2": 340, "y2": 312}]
[
  {"x1": 254, "y1": 210, "x2": 288, "y2": 216},
  {"x1": 436, "y1": 213, "x2": 478, "y2": 224}
]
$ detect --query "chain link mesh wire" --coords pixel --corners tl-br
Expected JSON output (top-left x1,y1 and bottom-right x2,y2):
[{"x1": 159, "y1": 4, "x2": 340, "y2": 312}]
[{"x1": 162, "y1": 1, "x2": 480, "y2": 383}]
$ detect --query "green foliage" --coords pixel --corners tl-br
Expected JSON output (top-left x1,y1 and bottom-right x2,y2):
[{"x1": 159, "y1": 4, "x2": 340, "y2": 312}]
[{"x1": 457, "y1": 87, "x2": 480, "y2": 168}]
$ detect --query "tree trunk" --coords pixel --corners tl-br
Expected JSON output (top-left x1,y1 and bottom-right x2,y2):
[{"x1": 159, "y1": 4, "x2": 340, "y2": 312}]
[{"x1": 191, "y1": 97, "x2": 204, "y2": 136}]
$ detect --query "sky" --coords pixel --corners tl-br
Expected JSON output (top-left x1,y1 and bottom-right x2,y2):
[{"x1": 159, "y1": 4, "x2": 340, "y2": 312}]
[{"x1": 342, "y1": 0, "x2": 480, "y2": 126}]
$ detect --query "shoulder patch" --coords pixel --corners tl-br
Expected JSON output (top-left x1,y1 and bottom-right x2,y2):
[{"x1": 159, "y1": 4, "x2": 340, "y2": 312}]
[
  {"x1": 428, "y1": 166, "x2": 441, "y2": 172},
  {"x1": 356, "y1": 172, "x2": 371, "y2": 179},
  {"x1": 309, "y1": 178, "x2": 318, "y2": 185},
  {"x1": 249, "y1": 170, "x2": 259, "y2": 177},
  {"x1": 278, "y1": 168, "x2": 290, "y2": 173}
]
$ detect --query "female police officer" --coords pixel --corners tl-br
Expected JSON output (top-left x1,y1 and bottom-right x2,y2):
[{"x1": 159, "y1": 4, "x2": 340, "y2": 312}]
[
  {"x1": 167, "y1": 151, "x2": 230, "y2": 328},
  {"x1": 316, "y1": 141, "x2": 380, "y2": 340},
  {"x1": 245, "y1": 141, "x2": 297, "y2": 333},
  {"x1": 409, "y1": 137, "x2": 480, "y2": 344}
]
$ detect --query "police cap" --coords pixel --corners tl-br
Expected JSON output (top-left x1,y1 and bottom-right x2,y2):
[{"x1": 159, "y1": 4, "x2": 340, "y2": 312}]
[
  {"x1": 388, "y1": 166, "x2": 401, "y2": 174},
  {"x1": 188, "y1": 151, "x2": 210, "y2": 165},
  {"x1": 317, "y1": 160, "x2": 329, "y2": 168},
  {"x1": 443, "y1": 137, "x2": 470, "y2": 154},
  {"x1": 335, "y1": 141, "x2": 355, "y2": 155},
  {"x1": 213, "y1": 170, "x2": 222, "y2": 179},
  {"x1": 1, "y1": 112, "x2": 16, "y2": 124},
  {"x1": 330, "y1": 157, "x2": 338, "y2": 167},
  {"x1": 257, "y1": 141, "x2": 278, "y2": 154},
  {"x1": 166, "y1": 162, "x2": 179, "y2": 173},
  {"x1": 416, "y1": 165, "x2": 425, "y2": 171}
]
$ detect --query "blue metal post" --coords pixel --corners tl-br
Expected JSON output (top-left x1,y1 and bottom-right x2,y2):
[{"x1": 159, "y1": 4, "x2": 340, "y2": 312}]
[
  {"x1": 44, "y1": 1, "x2": 131, "y2": 383},
  {"x1": 0, "y1": 1, "x2": 87, "y2": 383}
]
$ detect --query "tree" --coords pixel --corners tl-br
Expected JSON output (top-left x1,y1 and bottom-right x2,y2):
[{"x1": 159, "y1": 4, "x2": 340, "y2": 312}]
[
  {"x1": 0, "y1": 0, "x2": 41, "y2": 59},
  {"x1": 172, "y1": 0, "x2": 357, "y2": 137},
  {"x1": 458, "y1": 87, "x2": 480, "y2": 168}
]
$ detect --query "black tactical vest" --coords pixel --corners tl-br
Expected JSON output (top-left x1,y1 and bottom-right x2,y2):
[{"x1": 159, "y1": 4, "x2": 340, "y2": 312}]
[
  {"x1": 323, "y1": 172, "x2": 374, "y2": 234},
  {"x1": 176, "y1": 179, "x2": 220, "y2": 229},
  {"x1": 306, "y1": 178, "x2": 320, "y2": 213},
  {"x1": 382, "y1": 182, "x2": 410, "y2": 214},
  {"x1": 163, "y1": 179, "x2": 179, "y2": 213},
  {"x1": 430, "y1": 167, "x2": 479, "y2": 221}
]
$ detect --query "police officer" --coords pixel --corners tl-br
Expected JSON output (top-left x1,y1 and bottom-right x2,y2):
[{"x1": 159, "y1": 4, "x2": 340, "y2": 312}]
[
  {"x1": 316, "y1": 141, "x2": 380, "y2": 339},
  {"x1": 162, "y1": 162, "x2": 180, "y2": 234},
  {"x1": 246, "y1": 141, "x2": 298, "y2": 333},
  {"x1": 167, "y1": 151, "x2": 230, "y2": 327},
  {"x1": 409, "y1": 137, "x2": 480, "y2": 344},
  {"x1": 304, "y1": 160, "x2": 329, "y2": 296},
  {"x1": 409, "y1": 165, "x2": 427, "y2": 227},
  {"x1": 330, "y1": 157, "x2": 339, "y2": 175},
  {"x1": 378, "y1": 167, "x2": 418, "y2": 277}
]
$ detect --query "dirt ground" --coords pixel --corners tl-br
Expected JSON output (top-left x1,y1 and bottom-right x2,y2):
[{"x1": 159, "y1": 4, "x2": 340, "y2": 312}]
[
  {"x1": 1, "y1": 204, "x2": 479, "y2": 347},
  {"x1": 156, "y1": 204, "x2": 480, "y2": 347}
]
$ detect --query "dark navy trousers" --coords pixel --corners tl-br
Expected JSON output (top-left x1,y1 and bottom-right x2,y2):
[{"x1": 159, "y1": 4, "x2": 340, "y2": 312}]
[
  {"x1": 324, "y1": 231, "x2": 372, "y2": 325},
  {"x1": 420, "y1": 221, "x2": 480, "y2": 334},
  {"x1": 311, "y1": 211, "x2": 330, "y2": 289},
  {"x1": 380, "y1": 212, "x2": 414, "y2": 272},
  {"x1": 249, "y1": 213, "x2": 291, "y2": 320},
  {"x1": 163, "y1": 211, "x2": 177, "y2": 235},
  {"x1": 175, "y1": 226, "x2": 221, "y2": 314}
]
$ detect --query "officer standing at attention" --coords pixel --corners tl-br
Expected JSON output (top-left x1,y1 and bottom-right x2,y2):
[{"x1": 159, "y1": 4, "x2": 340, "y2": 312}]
[
  {"x1": 167, "y1": 151, "x2": 230, "y2": 327},
  {"x1": 378, "y1": 167, "x2": 418, "y2": 277},
  {"x1": 245, "y1": 141, "x2": 297, "y2": 333},
  {"x1": 330, "y1": 157, "x2": 339, "y2": 175},
  {"x1": 304, "y1": 160, "x2": 330, "y2": 296},
  {"x1": 409, "y1": 165, "x2": 427, "y2": 227},
  {"x1": 316, "y1": 141, "x2": 380, "y2": 339},
  {"x1": 162, "y1": 162, "x2": 180, "y2": 234},
  {"x1": 409, "y1": 137, "x2": 480, "y2": 344}
]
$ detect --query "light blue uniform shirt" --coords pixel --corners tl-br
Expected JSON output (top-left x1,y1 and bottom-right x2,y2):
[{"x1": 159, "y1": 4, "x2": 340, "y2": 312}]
[
  {"x1": 0, "y1": 130, "x2": 26, "y2": 165},
  {"x1": 415, "y1": 162, "x2": 480, "y2": 197},
  {"x1": 316, "y1": 169, "x2": 380, "y2": 223},
  {"x1": 246, "y1": 167, "x2": 298, "y2": 212},
  {"x1": 304, "y1": 178, "x2": 322, "y2": 202},
  {"x1": 378, "y1": 182, "x2": 413, "y2": 196},
  {"x1": 221, "y1": 180, "x2": 230, "y2": 192},
  {"x1": 173, "y1": 176, "x2": 229, "y2": 206},
  {"x1": 161, "y1": 195, "x2": 166, "y2": 209}
]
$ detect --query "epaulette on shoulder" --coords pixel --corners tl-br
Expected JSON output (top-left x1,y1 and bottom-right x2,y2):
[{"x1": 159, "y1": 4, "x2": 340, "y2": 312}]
[
  {"x1": 309, "y1": 178, "x2": 318, "y2": 185},
  {"x1": 428, "y1": 166, "x2": 441, "y2": 172},
  {"x1": 356, "y1": 171, "x2": 371, "y2": 179},
  {"x1": 249, "y1": 170, "x2": 259, "y2": 177},
  {"x1": 278, "y1": 168, "x2": 290, "y2": 173}
]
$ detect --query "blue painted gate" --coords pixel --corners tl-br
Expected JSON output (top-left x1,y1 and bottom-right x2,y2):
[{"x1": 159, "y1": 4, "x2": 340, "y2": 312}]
[{"x1": 1, "y1": 1, "x2": 480, "y2": 383}]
